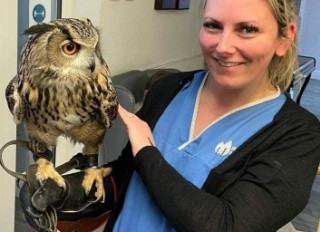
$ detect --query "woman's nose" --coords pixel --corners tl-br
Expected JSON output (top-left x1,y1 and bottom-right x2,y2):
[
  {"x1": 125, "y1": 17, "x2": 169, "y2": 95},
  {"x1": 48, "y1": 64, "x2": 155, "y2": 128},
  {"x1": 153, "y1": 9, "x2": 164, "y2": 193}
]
[{"x1": 215, "y1": 32, "x2": 236, "y2": 54}]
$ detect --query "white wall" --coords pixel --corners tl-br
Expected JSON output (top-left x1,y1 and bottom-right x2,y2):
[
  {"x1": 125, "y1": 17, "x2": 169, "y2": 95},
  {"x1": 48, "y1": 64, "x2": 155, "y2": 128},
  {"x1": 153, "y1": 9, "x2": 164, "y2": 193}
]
[
  {"x1": 56, "y1": 0, "x2": 205, "y2": 164},
  {"x1": 62, "y1": 0, "x2": 204, "y2": 75},
  {"x1": 298, "y1": 0, "x2": 320, "y2": 80},
  {"x1": 0, "y1": 0, "x2": 18, "y2": 231}
]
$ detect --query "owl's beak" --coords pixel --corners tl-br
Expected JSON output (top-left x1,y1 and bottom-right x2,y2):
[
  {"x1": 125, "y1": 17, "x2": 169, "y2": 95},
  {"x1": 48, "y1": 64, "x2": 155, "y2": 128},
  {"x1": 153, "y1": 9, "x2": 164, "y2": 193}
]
[{"x1": 89, "y1": 63, "x2": 95, "y2": 73}]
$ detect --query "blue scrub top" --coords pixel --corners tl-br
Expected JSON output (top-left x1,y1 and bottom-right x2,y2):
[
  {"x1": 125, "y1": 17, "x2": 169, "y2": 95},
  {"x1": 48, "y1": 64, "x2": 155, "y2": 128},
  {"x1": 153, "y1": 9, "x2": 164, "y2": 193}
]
[{"x1": 113, "y1": 71, "x2": 286, "y2": 232}]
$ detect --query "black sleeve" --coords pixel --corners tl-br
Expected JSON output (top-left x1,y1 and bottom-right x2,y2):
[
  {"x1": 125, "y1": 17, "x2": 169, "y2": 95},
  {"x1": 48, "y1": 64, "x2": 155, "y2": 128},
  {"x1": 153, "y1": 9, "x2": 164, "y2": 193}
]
[{"x1": 133, "y1": 126, "x2": 320, "y2": 232}]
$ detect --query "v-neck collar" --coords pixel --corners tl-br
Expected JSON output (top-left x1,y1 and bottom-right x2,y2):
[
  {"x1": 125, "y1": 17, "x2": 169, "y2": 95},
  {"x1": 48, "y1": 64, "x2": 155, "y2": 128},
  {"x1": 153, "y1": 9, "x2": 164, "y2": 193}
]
[{"x1": 186, "y1": 72, "x2": 281, "y2": 149}]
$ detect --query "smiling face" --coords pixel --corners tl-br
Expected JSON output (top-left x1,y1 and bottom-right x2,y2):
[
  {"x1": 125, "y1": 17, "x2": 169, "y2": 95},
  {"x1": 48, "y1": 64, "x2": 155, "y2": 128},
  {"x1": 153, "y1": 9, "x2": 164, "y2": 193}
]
[{"x1": 199, "y1": 0, "x2": 291, "y2": 93}]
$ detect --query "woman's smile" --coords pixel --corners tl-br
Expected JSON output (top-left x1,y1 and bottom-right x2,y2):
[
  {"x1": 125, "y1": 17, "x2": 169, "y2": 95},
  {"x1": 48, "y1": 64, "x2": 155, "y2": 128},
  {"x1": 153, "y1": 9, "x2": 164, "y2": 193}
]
[{"x1": 213, "y1": 57, "x2": 245, "y2": 68}]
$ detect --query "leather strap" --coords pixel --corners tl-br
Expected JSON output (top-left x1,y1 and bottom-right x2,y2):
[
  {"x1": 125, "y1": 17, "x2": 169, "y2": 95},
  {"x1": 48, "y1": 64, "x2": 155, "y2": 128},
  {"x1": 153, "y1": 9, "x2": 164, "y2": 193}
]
[
  {"x1": 0, "y1": 140, "x2": 29, "y2": 181},
  {"x1": 71, "y1": 153, "x2": 99, "y2": 170},
  {"x1": 0, "y1": 140, "x2": 98, "y2": 182}
]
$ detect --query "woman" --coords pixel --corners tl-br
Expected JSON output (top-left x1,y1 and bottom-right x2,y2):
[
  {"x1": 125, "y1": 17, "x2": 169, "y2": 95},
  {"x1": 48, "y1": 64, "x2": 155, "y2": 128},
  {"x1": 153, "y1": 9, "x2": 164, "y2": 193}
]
[{"x1": 111, "y1": 0, "x2": 320, "y2": 231}]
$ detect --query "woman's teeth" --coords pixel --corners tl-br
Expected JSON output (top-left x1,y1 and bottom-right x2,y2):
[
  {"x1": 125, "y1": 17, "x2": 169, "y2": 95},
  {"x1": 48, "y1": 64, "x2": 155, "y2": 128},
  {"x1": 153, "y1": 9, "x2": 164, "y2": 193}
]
[{"x1": 217, "y1": 60, "x2": 242, "y2": 67}]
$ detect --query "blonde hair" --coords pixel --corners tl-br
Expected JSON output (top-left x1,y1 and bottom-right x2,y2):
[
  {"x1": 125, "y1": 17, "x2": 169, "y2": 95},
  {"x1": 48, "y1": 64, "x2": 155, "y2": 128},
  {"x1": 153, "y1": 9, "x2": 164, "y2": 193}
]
[
  {"x1": 267, "y1": 0, "x2": 298, "y2": 90},
  {"x1": 201, "y1": 0, "x2": 298, "y2": 90}
]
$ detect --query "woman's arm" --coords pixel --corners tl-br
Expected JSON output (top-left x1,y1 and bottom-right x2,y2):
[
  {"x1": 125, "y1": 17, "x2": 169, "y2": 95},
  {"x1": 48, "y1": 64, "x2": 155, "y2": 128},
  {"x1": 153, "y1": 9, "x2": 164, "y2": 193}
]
[{"x1": 132, "y1": 125, "x2": 320, "y2": 232}]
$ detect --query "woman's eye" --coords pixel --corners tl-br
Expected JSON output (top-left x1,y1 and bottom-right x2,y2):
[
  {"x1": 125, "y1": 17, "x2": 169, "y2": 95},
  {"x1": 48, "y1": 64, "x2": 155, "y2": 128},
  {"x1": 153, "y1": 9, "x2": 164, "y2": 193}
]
[
  {"x1": 240, "y1": 25, "x2": 259, "y2": 35},
  {"x1": 202, "y1": 21, "x2": 222, "y2": 31}
]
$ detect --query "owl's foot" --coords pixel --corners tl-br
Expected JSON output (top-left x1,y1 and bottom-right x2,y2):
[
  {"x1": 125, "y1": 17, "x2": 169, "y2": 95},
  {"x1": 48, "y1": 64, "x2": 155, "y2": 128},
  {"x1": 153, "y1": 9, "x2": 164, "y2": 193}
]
[
  {"x1": 36, "y1": 158, "x2": 66, "y2": 188},
  {"x1": 82, "y1": 166, "x2": 112, "y2": 201}
]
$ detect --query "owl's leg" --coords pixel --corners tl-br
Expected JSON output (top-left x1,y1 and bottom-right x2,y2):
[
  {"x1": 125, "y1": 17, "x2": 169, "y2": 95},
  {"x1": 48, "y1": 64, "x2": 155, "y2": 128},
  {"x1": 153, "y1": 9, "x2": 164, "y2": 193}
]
[
  {"x1": 30, "y1": 140, "x2": 65, "y2": 188},
  {"x1": 29, "y1": 139, "x2": 48, "y2": 154}
]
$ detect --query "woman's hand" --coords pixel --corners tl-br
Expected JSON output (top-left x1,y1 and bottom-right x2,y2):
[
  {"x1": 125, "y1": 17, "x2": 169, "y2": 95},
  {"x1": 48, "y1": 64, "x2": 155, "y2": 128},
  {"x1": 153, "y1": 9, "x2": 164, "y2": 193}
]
[{"x1": 118, "y1": 105, "x2": 155, "y2": 156}]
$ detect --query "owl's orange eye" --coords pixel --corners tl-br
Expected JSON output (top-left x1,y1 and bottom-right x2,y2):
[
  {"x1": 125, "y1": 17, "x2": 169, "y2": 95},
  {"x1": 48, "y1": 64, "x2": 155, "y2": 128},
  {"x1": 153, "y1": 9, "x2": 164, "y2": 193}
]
[{"x1": 62, "y1": 42, "x2": 79, "y2": 55}]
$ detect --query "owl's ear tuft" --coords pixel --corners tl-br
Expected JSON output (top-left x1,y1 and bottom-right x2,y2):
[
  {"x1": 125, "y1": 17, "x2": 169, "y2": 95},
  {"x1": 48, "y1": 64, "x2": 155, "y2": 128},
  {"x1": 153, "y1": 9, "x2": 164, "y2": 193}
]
[{"x1": 24, "y1": 23, "x2": 56, "y2": 36}]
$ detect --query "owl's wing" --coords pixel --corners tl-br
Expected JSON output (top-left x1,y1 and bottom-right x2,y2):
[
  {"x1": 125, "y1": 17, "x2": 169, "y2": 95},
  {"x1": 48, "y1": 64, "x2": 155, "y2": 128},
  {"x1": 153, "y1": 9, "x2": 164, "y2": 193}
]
[
  {"x1": 96, "y1": 61, "x2": 118, "y2": 128},
  {"x1": 100, "y1": 89, "x2": 118, "y2": 129},
  {"x1": 5, "y1": 75, "x2": 25, "y2": 124}
]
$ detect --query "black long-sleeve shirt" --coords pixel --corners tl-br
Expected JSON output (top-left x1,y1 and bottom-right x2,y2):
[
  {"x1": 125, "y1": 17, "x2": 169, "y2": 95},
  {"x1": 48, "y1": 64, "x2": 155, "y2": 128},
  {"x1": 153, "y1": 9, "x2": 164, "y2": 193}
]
[{"x1": 104, "y1": 71, "x2": 320, "y2": 232}]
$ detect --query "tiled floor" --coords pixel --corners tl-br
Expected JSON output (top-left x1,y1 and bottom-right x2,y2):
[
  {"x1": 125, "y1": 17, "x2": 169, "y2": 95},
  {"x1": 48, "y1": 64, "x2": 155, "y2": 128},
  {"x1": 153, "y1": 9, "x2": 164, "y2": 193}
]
[{"x1": 14, "y1": 79, "x2": 320, "y2": 232}]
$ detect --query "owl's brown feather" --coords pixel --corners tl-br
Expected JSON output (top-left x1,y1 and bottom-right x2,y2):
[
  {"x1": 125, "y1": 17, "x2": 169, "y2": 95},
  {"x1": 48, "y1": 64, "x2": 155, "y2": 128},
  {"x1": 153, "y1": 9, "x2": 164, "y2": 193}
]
[{"x1": 5, "y1": 75, "x2": 17, "y2": 114}]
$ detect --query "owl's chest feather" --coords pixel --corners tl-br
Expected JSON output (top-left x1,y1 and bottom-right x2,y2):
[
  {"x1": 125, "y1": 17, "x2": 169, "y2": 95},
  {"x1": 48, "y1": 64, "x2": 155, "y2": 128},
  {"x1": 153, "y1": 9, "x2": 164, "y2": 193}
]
[{"x1": 23, "y1": 81, "x2": 104, "y2": 131}]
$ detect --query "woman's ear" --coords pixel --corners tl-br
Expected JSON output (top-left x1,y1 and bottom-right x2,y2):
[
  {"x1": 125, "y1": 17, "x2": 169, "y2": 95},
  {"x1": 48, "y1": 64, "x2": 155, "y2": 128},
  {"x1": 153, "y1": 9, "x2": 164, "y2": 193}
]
[{"x1": 275, "y1": 22, "x2": 297, "y2": 57}]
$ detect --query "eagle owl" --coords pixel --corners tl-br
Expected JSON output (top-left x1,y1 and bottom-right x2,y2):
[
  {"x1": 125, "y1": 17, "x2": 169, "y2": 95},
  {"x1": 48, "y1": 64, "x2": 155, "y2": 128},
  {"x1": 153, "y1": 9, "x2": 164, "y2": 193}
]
[{"x1": 5, "y1": 18, "x2": 118, "y2": 200}]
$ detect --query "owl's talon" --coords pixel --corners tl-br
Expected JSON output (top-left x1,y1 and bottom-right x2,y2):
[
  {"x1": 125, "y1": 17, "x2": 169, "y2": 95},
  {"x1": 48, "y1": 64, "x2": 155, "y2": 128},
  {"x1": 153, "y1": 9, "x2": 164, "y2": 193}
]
[
  {"x1": 82, "y1": 167, "x2": 111, "y2": 201},
  {"x1": 102, "y1": 167, "x2": 112, "y2": 177},
  {"x1": 36, "y1": 158, "x2": 66, "y2": 189}
]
